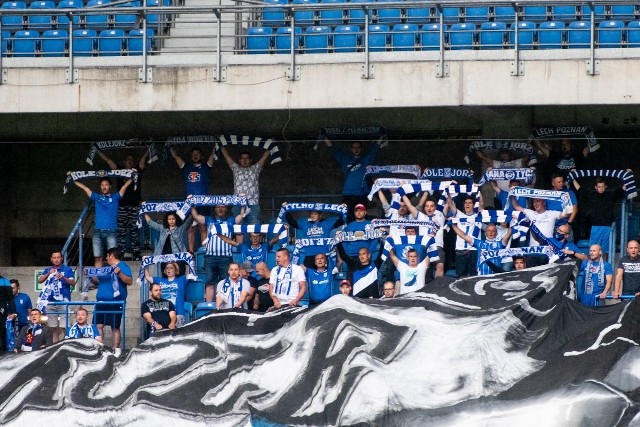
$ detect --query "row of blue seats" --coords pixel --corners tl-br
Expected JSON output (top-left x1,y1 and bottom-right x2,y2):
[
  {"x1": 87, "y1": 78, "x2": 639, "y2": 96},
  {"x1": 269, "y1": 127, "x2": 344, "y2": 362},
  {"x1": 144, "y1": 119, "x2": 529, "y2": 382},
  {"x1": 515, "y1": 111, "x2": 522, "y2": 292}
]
[
  {"x1": 0, "y1": 0, "x2": 168, "y2": 30},
  {"x1": 247, "y1": 21, "x2": 640, "y2": 53},
  {"x1": 1, "y1": 28, "x2": 154, "y2": 56},
  {"x1": 262, "y1": 0, "x2": 640, "y2": 27}
]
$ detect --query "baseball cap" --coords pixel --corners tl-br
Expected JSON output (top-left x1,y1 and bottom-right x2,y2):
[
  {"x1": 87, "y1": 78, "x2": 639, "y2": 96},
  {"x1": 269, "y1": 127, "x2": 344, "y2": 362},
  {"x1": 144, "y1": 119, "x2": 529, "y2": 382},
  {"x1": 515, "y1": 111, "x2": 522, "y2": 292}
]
[
  {"x1": 354, "y1": 204, "x2": 366, "y2": 211},
  {"x1": 240, "y1": 261, "x2": 254, "y2": 272},
  {"x1": 339, "y1": 279, "x2": 351, "y2": 287}
]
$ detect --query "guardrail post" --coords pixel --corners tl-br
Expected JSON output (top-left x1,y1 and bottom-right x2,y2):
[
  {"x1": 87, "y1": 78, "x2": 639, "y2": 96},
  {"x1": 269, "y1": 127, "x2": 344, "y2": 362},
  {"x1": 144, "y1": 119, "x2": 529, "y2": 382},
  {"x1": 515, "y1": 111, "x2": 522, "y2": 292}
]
[
  {"x1": 511, "y1": 3, "x2": 523, "y2": 76},
  {"x1": 361, "y1": 7, "x2": 373, "y2": 79},
  {"x1": 436, "y1": 6, "x2": 448, "y2": 78},
  {"x1": 139, "y1": 0, "x2": 152, "y2": 83},
  {"x1": 66, "y1": 19, "x2": 77, "y2": 83},
  {"x1": 213, "y1": 9, "x2": 226, "y2": 82},
  {"x1": 287, "y1": 13, "x2": 299, "y2": 80},
  {"x1": 0, "y1": 21, "x2": 5, "y2": 84},
  {"x1": 587, "y1": 3, "x2": 599, "y2": 75}
]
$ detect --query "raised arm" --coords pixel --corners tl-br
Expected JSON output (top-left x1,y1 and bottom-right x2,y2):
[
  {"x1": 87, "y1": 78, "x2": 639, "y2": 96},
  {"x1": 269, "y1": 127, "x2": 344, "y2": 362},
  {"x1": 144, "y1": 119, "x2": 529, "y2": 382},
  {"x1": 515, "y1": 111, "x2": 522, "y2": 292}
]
[
  {"x1": 234, "y1": 206, "x2": 246, "y2": 224},
  {"x1": 389, "y1": 247, "x2": 400, "y2": 268},
  {"x1": 217, "y1": 234, "x2": 239, "y2": 247},
  {"x1": 143, "y1": 265, "x2": 154, "y2": 284},
  {"x1": 138, "y1": 150, "x2": 149, "y2": 171},
  {"x1": 74, "y1": 180, "x2": 92, "y2": 197},
  {"x1": 403, "y1": 194, "x2": 419, "y2": 218},
  {"x1": 191, "y1": 205, "x2": 206, "y2": 225},
  {"x1": 534, "y1": 139, "x2": 550, "y2": 158},
  {"x1": 447, "y1": 194, "x2": 458, "y2": 216},
  {"x1": 511, "y1": 195, "x2": 524, "y2": 212},
  {"x1": 476, "y1": 150, "x2": 493, "y2": 169},
  {"x1": 170, "y1": 147, "x2": 185, "y2": 168},
  {"x1": 98, "y1": 150, "x2": 118, "y2": 170},
  {"x1": 501, "y1": 226, "x2": 512, "y2": 245},
  {"x1": 206, "y1": 147, "x2": 216, "y2": 167},
  {"x1": 257, "y1": 148, "x2": 271, "y2": 168},
  {"x1": 323, "y1": 136, "x2": 333, "y2": 148},
  {"x1": 118, "y1": 178, "x2": 133, "y2": 197},
  {"x1": 220, "y1": 145, "x2": 235, "y2": 168},
  {"x1": 451, "y1": 224, "x2": 474, "y2": 245}
]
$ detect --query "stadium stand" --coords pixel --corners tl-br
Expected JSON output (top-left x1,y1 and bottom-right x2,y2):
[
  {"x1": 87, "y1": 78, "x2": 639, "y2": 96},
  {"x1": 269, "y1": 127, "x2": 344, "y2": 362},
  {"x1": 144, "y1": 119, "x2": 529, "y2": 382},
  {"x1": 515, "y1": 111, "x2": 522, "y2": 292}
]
[
  {"x1": 333, "y1": 24, "x2": 359, "y2": 52},
  {"x1": 391, "y1": 23, "x2": 418, "y2": 51},
  {"x1": 41, "y1": 28, "x2": 67, "y2": 56},
  {"x1": 367, "y1": 23, "x2": 388, "y2": 51},
  {"x1": 12, "y1": 29, "x2": 38, "y2": 56},
  {"x1": 539, "y1": 21, "x2": 565, "y2": 49}
]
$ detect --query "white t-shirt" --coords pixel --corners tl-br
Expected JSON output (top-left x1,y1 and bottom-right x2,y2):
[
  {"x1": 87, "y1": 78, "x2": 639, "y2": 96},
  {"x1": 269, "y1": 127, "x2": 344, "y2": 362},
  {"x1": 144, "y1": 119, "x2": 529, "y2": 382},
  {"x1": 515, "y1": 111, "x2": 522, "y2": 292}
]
[
  {"x1": 492, "y1": 158, "x2": 525, "y2": 192},
  {"x1": 269, "y1": 263, "x2": 306, "y2": 304},
  {"x1": 216, "y1": 278, "x2": 251, "y2": 310},
  {"x1": 417, "y1": 210, "x2": 446, "y2": 247},
  {"x1": 397, "y1": 261, "x2": 428, "y2": 295},
  {"x1": 523, "y1": 208, "x2": 560, "y2": 246},
  {"x1": 454, "y1": 210, "x2": 479, "y2": 251}
]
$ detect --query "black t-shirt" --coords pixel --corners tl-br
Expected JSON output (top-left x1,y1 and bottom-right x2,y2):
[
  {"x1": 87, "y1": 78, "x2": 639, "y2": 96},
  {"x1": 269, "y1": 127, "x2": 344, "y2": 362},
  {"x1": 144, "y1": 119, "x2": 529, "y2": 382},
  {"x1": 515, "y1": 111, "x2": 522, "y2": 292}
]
[
  {"x1": 252, "y1": 278, "x2": 274, "y2": 312},
  {"x1": 141, "y1": 298, "x2": 175, "y2": 334}
]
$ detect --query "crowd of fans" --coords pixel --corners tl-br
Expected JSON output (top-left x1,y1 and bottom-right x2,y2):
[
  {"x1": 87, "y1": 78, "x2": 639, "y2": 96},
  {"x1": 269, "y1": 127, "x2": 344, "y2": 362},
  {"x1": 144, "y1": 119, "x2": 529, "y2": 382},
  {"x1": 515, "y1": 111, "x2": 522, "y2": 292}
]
[{"x1": 1, "y1": 134, "x2": 638, "y2": 353}]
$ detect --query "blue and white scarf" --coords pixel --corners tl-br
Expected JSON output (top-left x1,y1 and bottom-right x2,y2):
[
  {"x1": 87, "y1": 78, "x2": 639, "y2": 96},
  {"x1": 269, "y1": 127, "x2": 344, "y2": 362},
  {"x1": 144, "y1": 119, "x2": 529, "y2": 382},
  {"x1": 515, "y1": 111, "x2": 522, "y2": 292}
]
[
  {"x1": 219, "y1": 277, "x2": 244, "y2": 308},
  {"x1": 137, "y1": 201, "x2": 187, "y2": 228},
  {"x1": 177, "y1": 195, "x2": 248, "y2": 220},
  {"x1": 368, "y1": 178, "x2": 431, "y2": 200},
  {"x1": 422, "y1": 168, "x2": 475, "y2": 185},
  {"x1": 277, "y1": 203, "x2": 347, "y2": 225},
  {"x1": 371, "y1": 218, "x2": 437, "y2": 229},
  {"x1": 381, "y1": 235, "x2": 439, "y2": 262},
  {"x1": 584, "y1": 259, "x2": 606, "y2": 295},
  {"x1": 566, "y1": 169, "x2": 637, "y2": 199},
  {"x1": 363, "y1": 165, "x2": 422, "y2": 185},
  {"x1": 333, "y1": 229, "x2": 387, "y2": 244},
  {"x1": 206, "y1": 223, "x2": 288, "y2": 245},
  {"x1": 477, "y1": 168, "x2": 535, "y2": 186},
  {"x1": 217, "y1": 134, "x2": 282, "y2": 165},
  {"x1": 83, "y1": 266, "x2": 120, "y2": 298},
  {"x1": 138, "y1": 252, "x2": 198, "y2": 283},
  {"x1": 388, "y1": 180, "x2": 453, "y2": 211},
  {"x1": 529, "y1": 126, "x2": 599, "y2": 153},
  {"x1": 86, "y1": 139, "x2": 158, "y2": 165},
  {"x1": 449, "y1": 210, "x2": 529, "y2": 241},
  {"x1": 163, "y1": 135, "x2": 218, "y2": 162},
  {"x1": 291, "y1": 238, "x2": 336, "y2": 265},
  {"x1": 464, "y1": 140, "x2": 537, "y2": 166},
  {"x1": 36, "y1": 273, "x2": 67, "y2": 311},
  {"x1": 66, "y1": 323, "x2": 99, "y2": 339},
  {"x1": 314, "y1": 126, "x2": 387, "y2": 150},
  {"x1": 508, "y1": 187, "x2": 573, "y2": 215},
  {"x1": 478, "y1": 246, "x2": 554, "y2": 265},
  {"x1": 442, "y1": 184, "x2": 481, "y2": 215},
  {"x1": 273, "y1": 264, "x2": 294, "y2": 296},
  {"x1": 64, "y1": 169, "x2": 138, "y2": 194}
]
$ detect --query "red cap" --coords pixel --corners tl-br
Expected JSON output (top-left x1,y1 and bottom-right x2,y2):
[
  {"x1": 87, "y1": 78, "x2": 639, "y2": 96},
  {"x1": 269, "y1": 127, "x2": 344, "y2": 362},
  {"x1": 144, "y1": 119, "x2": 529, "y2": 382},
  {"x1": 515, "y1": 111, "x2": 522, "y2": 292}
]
[
  {"x1": 340, "y1": 279, "x2": 351, "y2": 286},
  {"x1": 354, "y1": 204, "x2": 366, "y2": 211}
]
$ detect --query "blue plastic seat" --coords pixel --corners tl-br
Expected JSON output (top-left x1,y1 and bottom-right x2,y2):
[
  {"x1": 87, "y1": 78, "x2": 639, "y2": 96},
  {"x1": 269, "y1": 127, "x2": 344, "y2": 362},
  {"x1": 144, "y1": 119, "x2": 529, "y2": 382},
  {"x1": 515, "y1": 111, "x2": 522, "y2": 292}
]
[
  {"x1": 41, "y1": 28, "x2": 67, "y2": 56},
  {"x1": 348, "y1": 0, "x2": 372, "y2": 25},
  {"x1": 441, "y1": 7, "x2": 459, "y2": 24},
  {"x1": 406, "y1": 4, "x2": 429, "y2": 23},
  {"x1": 539, "y1": 20, "x2": 565, "y2": 49},
  {"x1": 421, "y1": 22, "x2": 445, "y2": 51},
  {"x1": 598, "y1": 20, "x2": 624, "y2": 48},
  {"x1": 57, "y1": 0, "x2": 83, "y2": 27},
  {"x1": 494, "y1": 6, "x2": 514, "y2": 21},
  {"x1": 610, "y1": 4, "x2": 636, "y2": 21},
  {"x1": 552, "y1": 5, "x2": 577, "y2": 21},
  {"x1": 479, "y1": 21, "x2": 506, "y2": 49},
  {"x1": 28, "y1": 1, "x2": 55, "y2": 30},
  {"x1": 464, "y1": 6, "x2": 488, "y2": 23},
  {"x1": 509, "y1": 21, "x2": 536, "y2": 50},
  {"x1": 145, "y1": 0, "x2": 164, "y2": 28},
  {"x1": 195, "y1": 301, "x2": 216, "y2": 318},
  {"x1": 305, "y1": 25, "x2": 330, "y2": 53},
  {"x1": 391, "y1": 23, "x2": 418, "y2": 51},
  {"x1": 628, "y1": 21, "x2": 640, "y2": 47},
  {"x1": 1, "y1": 30, "x2": 9, "y2": 56},
  {"x1": 85, "y1": 0, "x2": 111, "y2": 30},
  {"x1": 275, "y1": 26, "x2": 302, "y2": 53},
  {"x1": 113, "y1": 1, "x2": 139, "y2": 29},
  {"x1": 1, "y1": 1, "x2": 26, "y2": 30},
  {"x1": 449, "y1": 22, "x2": 475, "y2": 50},
  {"x1": 333, "y1": 24, "x2": 359, "y2": 52},
  {"x1": 523, "y1": 5, "x2": 547, "y2": 22},
  {"x1": 247, "y1": 26, "x2": 272, "y2": 54},
  {"x1": 319, "y1": 0, "x2": 344, "y2": 25},
  {"x1": 293, "y1": 0, "x2": 317, "y2": 26},
  {"x1": 98, "y1": 28, "x2": 124, "y2": 55},
  {"x1": 185, "y1": 279, "x2": 205, "y2": 303},
  {"x1": 376, "y1": 0, "x2": 401, "y2": 24},
  {"x1": 72, "y1": 28, "x2": 96, "y2": 56},
  {"x1": 582, "y1": 4, "x2": 606, "y2": 21},
  {"x1": 367, "y1": 23, "x2": 387, "y2": 51},
  {"x1": 12, "y1": 29, "x2": 38, "y2": 56},
  {"x1": 262, "y1": 0, "x2": 287, "y2": 27},
  {"x1": 128, "y1": 28, "x2": 154, "y2": 54},
  {"x1": 567, "y1": 20, "x2": 591, "y2": 48}
]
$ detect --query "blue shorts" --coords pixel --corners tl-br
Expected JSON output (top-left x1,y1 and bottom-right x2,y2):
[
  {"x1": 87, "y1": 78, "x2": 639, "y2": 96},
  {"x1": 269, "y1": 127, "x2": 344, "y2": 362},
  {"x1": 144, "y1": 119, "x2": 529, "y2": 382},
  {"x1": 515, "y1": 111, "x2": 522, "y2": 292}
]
[
  {"x1": 93, "y1": 229, "x2": 117, "y2": 258},
  {"x1": 94, "y1": 302, "x2": 124, "y2": 329},
  {"x1": 589, "y1": 226, "x2": 611, "y2": 254}
]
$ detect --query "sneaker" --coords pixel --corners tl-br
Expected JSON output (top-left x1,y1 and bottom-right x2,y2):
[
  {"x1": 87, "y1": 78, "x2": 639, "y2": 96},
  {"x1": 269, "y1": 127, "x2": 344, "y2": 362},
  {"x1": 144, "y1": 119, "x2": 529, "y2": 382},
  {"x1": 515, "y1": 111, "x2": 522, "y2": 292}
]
[{"x1": 114, "y1": 348, "x2": 122, "y2": 357}]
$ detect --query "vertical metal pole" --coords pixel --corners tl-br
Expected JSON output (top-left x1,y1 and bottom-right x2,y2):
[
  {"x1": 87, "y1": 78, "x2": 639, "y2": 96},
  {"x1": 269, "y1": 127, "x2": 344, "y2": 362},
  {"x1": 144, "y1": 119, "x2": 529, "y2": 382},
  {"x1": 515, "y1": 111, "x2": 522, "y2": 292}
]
[
  {"x1": 286, "y1": 13, "x2": 297, "y2": 80},
  {"x1": 68, "y1": 19, "x2": 75, "y2": 83},
  {"x1": 0, "y1": 21, "x2": 4, "y2": 84},
  {"x1": 436, "y1": 7, "x2": 446, "y2": 77},
  {"x1": 78, "y1": 232, "x2": 84, "y2": 287},
  {"x1": 362, "y1": 7, "x2": 370, "y2": 78},
  {"x1": 142, "y1": 0, "x2": 148, "y2": 82},
  {"x1": 620, "y1": 199, "x2": 628, "y2": 260},
  {"x1": 588, "y1": 4, "x2": 596, "y2": 75},
  {"x1": 214, "y1": 9, "x2": 223, "y2": 81},
  {"x1": 121, "y1": 301, "x2": 126, "y2": 350}
]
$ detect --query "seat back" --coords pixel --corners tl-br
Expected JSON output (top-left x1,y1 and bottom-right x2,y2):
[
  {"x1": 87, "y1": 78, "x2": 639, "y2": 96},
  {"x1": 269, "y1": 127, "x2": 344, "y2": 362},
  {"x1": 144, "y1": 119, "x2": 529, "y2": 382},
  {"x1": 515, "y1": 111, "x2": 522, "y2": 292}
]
[
  {"x1": 333, "y1": 24, "x2": 359, "y2": 52},
  {"x1": 72, "y1": 28, "x2": 96, "y2": 56},
  {"x1": 567, "y1": 20, "x2": 591, "y2": 48},
  {"x1": 57, "y1": 0, "x2": 83, "y2": 27},
  {"x1": 523, "y1": 5, "x2": 547, "y2": 22},
  {"x1": 98, "y1": 28, "x2": 125, "y2": 55},
  {"x1": 1, "y1": 30, "x2": 10, "y2": 56},
  {"x1": 628, "y1": 20, "x2": 640, "y2": 47},
  {"x1": 610, "y1": 4, "x2": 636, "y2": 21},
  {"x1": 552, "y1": 5, "x2": 577, "y2": 21},
  {"x1": 479, "y1": 21, "x2": 506, "y2": 49},
  {"x1": 1, "y1": 1, "x2": 26, "y2": 30},
  {"x1": 348, "y1": 0, "x2": 372, "y2": 25},
  {"x1": 28, "y1": 1, "x2": 55, "y2": 30},
  {"x1": 376, "y1": 0, "x2": 401, "y2": 25},
  {"x1": 275, "y1": 26, "x2": 302, "y2": 53},
  {"x1": 539, "y1": 20, "x2": 565, "y2": 49},
  {"x1": 406, "y1": 4, "x2": 429, "y2": 23},
  {"x1": 464, "y1": 6, "x2": 488, "y2": 23},
  {"x1": 391, "y1": 23, "x2": 418, "y2": 51},
  {"x1": 85, "y1": 0, "x2": 111, "y2": 30},
  {"x1": 367, "y1": 23, "x2": 388, "y2": 51},
  {"x1": 319, "y1": 0, "x2": 344, "y2": 25},
  {"x1": 247, "y1": 26, "x2": 273, "y2": 54},
  {"x1": 421, "y1": 22, "x2": 445, "y2": 51},
  {"x1": 13, "y1": 29, "x2": 39, "y2": 56},
  {"x1": 305, "y1": 25, "x2": 331, "y2": 53},
  {"x1": 128, "y1": 28, "x2": 154, "y2": 54},
  {"x1": 449, "y1": 22, "x2": 475, "y2": 50},
  {"x1": 41, "y1": 28, "x2": 67, "y2": 56},
  {"x1": 293, "y1": 0, "x2": 317, "y2": 26},
  {"x1": 598, "y1": 20, "x2": 624, "y2": 48},
  {"x1": 113, "y1": 1, "x2": 139, "y2": 29},
  {"x1": 262, "y1": 0, "x2": 287, "y2": 27},
  {"x1": 509, "y1": 21, "x2": 536, "y2": 50}
]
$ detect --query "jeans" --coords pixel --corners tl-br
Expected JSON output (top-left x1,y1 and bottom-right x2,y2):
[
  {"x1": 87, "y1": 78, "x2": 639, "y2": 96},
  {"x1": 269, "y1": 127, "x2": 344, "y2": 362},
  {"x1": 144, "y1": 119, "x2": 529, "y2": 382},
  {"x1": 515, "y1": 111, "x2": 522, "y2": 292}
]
[
  {"x1": 93, "y1": 229, "x2": 117, "y2": 257},
  {"x1": 204, "y1": 255, "x2": 232, "y2": 290}
]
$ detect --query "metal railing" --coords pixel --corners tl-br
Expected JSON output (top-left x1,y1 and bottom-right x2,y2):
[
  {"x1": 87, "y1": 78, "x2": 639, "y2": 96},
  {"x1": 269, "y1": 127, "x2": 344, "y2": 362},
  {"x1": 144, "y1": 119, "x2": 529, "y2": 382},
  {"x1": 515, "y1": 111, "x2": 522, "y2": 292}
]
[{"x1": 61, "y1": 200, "x2": 94, "y2": 288}]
